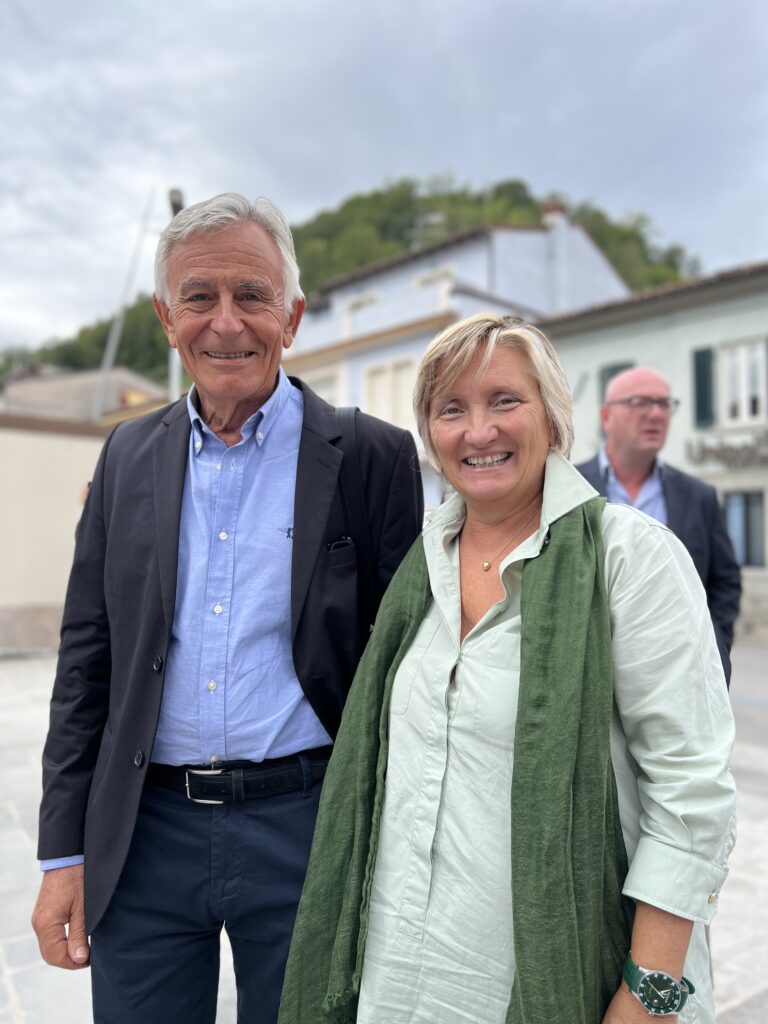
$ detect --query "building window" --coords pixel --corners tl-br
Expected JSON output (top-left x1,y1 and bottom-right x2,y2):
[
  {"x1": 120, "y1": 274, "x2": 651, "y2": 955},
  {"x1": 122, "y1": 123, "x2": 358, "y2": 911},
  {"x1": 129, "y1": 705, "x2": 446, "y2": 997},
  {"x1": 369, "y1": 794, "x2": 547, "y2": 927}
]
[
  {"x1": 364, "y1": 359, "x2": 416, "y2": 431},
  {"x1": 719, "y1": 339, "x2": 767, "y2": 426},
  {"x1": 724, "y1": 491, "x2": 765, "y2": 567}
]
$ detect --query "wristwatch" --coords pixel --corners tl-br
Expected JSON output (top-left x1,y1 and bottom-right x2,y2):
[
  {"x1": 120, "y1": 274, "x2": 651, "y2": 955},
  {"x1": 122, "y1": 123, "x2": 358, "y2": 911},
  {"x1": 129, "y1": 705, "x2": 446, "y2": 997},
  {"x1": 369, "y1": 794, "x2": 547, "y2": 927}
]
[{"x1": 623, "y1": 953, "x2": 695, "y2": 1016}]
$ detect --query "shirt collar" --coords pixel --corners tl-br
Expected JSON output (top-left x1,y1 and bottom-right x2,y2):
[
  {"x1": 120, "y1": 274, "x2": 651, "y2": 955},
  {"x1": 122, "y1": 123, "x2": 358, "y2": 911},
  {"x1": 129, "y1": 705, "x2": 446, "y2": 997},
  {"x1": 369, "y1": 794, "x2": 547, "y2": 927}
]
[
  {"x1": 424, "y1": 451, "x2": 600, "y2": 565},
  {"x1": 598, "y1": 443, "x2": 665, "y2": 482},
  {"x1": 186, "y1": 368, "x2": 293, "y2": 454}
]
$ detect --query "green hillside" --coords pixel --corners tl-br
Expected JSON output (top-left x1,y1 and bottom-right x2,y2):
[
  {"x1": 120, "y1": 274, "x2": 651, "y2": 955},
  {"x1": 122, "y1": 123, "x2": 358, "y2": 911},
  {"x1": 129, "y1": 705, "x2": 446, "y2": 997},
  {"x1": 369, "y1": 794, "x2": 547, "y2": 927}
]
[{"x1": 8, "y1": 177, "x2": 699, "y2": 383}]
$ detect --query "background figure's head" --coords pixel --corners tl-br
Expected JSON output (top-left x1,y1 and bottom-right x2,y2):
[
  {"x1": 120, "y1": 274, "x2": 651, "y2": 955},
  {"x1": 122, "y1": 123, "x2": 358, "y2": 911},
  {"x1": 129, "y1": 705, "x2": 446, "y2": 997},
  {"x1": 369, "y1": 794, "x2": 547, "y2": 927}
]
[
  {"x1": 414, "y1": 314, "x2": 574, "y2": 475},
  {"x1": 154, "y1": 192, "x2": 304, "y2": 313},
  {"x1": 601, "y1": 366, "x2": 678, "y2": 465}
]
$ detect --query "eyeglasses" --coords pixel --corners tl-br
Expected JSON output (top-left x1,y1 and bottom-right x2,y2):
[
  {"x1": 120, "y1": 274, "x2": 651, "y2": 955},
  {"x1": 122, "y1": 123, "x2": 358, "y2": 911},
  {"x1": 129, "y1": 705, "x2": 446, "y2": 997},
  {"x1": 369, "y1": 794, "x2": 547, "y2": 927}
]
[{"x1": 605, "y1": 396, "x2": 680, "y2": 414}]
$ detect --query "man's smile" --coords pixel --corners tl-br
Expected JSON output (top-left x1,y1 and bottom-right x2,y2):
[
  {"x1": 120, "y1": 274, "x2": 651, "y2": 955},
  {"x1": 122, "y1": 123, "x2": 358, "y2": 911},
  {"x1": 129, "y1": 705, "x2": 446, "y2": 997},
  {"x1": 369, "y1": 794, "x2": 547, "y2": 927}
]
[{"x1": 203, "y1": 350, "x2": 256, "y2": 360}]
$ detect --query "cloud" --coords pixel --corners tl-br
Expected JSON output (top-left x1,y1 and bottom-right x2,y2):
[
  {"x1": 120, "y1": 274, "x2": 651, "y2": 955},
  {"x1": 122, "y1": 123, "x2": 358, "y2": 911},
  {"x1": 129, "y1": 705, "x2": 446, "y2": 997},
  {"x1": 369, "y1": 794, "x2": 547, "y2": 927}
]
[{"x1": 2, "y1": 0, "x2": 766, "y2": 349}]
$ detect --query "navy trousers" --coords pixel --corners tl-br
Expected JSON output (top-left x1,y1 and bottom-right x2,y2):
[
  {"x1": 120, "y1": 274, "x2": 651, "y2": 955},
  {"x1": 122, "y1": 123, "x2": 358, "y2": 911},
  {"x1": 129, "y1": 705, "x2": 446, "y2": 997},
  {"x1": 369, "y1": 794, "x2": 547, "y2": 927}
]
[{"x1": 90, "y1": 760, "x2": 322, "y2": 1023}]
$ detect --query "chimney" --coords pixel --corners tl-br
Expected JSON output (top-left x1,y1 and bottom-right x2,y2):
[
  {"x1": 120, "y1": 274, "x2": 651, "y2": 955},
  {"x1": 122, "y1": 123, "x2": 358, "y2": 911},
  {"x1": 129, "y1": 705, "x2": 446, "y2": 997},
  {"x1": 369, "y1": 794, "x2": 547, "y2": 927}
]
[{"x1": 542, "y1": 201, "x2": 570, "y2": 313}]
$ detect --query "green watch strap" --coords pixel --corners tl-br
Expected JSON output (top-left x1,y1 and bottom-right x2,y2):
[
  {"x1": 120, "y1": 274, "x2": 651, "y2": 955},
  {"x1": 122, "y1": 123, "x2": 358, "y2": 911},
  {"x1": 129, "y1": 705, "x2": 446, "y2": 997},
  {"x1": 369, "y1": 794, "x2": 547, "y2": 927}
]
[{"x1": 623, "y1": 953, "x2": 695, "y2": 1013}]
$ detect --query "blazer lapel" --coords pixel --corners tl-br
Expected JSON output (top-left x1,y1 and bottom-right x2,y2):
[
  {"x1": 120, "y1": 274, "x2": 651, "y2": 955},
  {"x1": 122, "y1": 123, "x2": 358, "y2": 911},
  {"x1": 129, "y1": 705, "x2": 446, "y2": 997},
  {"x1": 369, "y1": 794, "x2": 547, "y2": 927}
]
[
  {"x1": 290, "y1": 381, "x2": 343, "y2": 641},
  {"x1": 153, "y1": 401, "x2": 190, "y2": 631},
  {"x1": 661, "y1": 466, "x2": 686, "y2": 537}
]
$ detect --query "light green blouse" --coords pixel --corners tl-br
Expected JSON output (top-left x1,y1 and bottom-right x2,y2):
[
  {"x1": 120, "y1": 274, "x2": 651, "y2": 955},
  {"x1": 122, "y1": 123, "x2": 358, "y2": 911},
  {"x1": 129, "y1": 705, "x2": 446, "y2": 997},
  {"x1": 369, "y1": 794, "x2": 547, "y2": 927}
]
[{"x1": 356, "y1": 453, "x2": 736, "y2": 1024}]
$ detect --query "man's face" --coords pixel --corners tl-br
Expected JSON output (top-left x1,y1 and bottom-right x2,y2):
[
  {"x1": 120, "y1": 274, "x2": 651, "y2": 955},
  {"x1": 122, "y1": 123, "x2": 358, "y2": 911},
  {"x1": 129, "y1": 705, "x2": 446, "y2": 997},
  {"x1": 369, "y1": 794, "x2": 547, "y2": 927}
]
[
  {"x1": 153, "y1": 221, "x2": 304, "y2": 417},
  {"x1": 600, "y1": 368, "x2": 672, "y2": 461}
]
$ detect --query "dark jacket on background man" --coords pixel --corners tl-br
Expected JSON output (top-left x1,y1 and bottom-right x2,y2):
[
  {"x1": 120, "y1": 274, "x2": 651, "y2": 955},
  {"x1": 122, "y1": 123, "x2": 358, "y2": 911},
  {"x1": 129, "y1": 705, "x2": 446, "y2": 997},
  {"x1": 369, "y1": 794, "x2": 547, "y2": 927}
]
[{"x1": 576, "y1": 455, "x2": 741, "y2": 683}]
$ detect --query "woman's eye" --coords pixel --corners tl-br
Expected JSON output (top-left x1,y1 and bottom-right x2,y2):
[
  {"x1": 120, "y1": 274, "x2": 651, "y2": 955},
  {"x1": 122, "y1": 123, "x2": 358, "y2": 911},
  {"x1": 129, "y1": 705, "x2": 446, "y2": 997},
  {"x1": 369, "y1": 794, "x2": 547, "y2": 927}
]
[
  {"x1": 439, "y1": 404, "x2": 462, "y2": 417},
  {"x1": 497, "y1": 396, "x2": 521, "y2": 408}
]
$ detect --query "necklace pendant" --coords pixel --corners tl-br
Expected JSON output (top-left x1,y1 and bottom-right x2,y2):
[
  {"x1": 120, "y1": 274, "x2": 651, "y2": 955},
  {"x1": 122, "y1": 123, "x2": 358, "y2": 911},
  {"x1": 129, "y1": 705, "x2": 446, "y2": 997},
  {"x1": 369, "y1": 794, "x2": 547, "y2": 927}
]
[{"x1": 482, "y1": 560, "x2": 491, "y2": 571}]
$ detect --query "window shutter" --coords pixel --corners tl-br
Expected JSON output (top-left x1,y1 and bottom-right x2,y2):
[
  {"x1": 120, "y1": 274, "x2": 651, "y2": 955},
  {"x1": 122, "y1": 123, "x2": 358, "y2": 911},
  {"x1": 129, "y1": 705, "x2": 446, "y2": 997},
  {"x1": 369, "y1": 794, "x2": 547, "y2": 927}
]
[{"x1": 693, "y1": 348, "x2": 714, "y2": 427}]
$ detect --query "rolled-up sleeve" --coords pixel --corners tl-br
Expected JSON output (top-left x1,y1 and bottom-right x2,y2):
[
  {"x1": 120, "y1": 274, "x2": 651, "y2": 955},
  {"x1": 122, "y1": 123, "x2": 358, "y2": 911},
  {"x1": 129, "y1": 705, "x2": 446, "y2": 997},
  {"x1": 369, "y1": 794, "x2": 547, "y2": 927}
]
[{"x1": 603, "y1": 505, "x2": 737, "y2": 924}]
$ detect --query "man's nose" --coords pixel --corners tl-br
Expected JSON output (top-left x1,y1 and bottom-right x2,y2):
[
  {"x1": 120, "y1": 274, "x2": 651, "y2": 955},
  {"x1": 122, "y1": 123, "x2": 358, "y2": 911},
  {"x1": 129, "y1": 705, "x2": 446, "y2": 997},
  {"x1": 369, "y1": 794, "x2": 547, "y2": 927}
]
[{"x1": 210, "y1": 299, "x2": 243, "y2": 334}]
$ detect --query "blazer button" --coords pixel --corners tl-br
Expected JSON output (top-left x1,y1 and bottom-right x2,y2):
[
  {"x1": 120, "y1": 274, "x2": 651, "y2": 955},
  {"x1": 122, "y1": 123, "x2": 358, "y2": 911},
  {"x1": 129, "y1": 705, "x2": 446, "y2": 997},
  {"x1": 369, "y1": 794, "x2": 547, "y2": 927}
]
[
  {"x1": 133, "y1": 750, "x2": 144, "y2": 768},
  {"x1": 152, "y1": 655, "x2": 163, "y2": 672}
]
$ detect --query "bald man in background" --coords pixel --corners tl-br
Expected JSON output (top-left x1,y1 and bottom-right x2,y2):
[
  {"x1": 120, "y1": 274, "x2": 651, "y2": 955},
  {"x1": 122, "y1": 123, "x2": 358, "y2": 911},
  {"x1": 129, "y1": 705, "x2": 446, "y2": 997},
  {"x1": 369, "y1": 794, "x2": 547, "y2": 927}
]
[{"x1": 576, "y1": 367, "x2": 741, "y2": 684}]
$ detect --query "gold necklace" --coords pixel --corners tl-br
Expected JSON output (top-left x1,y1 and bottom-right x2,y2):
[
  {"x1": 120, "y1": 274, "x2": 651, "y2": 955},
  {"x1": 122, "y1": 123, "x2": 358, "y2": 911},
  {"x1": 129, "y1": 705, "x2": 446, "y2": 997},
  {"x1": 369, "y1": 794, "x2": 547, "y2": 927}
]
[{"x1": 464, "y1": 507, "x2": 540, "y2": 571}]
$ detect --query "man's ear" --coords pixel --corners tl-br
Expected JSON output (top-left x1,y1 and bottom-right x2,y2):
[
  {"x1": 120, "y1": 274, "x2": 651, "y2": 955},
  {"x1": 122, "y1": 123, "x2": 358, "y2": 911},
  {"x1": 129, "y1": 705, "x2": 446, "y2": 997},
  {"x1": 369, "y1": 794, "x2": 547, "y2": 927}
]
[
  {"x1": 153, "y1": 294, "x2": 177, "y2": 349},
  {"x1": 598, "y1": 403, "x2": 610, "y2": 432},
  {"x1": 283, "y1": 297, "x2": 306, "y2": 351}
]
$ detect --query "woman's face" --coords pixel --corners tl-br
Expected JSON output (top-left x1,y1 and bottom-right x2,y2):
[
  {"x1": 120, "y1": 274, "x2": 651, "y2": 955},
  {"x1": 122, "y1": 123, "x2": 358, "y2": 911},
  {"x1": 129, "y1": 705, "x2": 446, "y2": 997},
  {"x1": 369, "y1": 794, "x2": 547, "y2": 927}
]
[{"x1": 429, "y1": 345, "x2": 552, "y2": 517}]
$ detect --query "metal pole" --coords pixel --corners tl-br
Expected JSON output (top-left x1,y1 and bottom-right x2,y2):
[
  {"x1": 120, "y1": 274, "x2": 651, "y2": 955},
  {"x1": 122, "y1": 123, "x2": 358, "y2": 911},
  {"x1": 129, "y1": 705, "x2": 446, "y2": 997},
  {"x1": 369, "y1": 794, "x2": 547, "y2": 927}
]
[
  {"x1": 91, "y1": 188, "x2": 156, "y2": 422},
  {"x1": 167, "y1": 189, "x2": 185, "y2": 402}
]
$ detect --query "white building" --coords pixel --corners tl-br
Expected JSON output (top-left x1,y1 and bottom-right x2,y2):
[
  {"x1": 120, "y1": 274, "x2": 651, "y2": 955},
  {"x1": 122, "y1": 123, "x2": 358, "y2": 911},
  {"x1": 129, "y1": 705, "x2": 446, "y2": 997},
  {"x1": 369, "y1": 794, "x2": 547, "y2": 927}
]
[
  {"x1": 286, "y1": 213, "x2": 629, "y2": 509},
  {"x1": 543, "y1": 261, "x2": 768, "y2": 633},
  {"x1": 286, "y1": 222, "x2": 767, "y2": 633}
]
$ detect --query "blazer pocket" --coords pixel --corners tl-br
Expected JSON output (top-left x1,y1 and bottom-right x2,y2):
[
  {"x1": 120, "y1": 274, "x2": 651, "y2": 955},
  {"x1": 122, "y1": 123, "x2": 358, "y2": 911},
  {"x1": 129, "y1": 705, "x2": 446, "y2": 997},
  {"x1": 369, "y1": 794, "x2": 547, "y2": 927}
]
[{"x1": 324, "y1": 538, "x2": 357, "y2": 567}]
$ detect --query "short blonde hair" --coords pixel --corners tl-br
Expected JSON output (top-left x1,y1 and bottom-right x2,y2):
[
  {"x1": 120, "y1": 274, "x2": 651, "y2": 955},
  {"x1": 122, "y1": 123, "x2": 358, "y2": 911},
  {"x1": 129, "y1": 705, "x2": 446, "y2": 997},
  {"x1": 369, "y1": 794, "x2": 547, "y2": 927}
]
[{"x1": 414, "y1": 314, "x2": 574, "y2": 470}]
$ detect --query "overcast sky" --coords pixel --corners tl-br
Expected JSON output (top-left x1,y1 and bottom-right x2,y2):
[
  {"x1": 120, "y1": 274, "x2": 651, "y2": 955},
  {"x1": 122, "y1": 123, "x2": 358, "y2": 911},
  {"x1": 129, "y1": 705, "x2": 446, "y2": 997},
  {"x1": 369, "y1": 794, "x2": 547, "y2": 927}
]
[{"x1": 2, "y1": 0, "x2": 766, "y2": 352}]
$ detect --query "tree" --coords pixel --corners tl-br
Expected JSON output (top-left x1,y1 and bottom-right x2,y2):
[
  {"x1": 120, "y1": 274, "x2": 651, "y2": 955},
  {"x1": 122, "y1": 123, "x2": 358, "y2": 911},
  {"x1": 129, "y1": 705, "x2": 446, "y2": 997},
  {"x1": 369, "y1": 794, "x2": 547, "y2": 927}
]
[{"x1": 33, "y1": 177, "x2": 698, "y2": 380}]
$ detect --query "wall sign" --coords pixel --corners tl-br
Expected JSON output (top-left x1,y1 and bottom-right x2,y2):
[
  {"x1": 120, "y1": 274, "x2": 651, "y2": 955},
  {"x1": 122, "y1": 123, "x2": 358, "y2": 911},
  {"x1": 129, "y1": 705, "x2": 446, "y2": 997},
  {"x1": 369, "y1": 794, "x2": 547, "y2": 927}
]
[{"x1": 687, "y1": 430, "x2": 768, "y2": 468}]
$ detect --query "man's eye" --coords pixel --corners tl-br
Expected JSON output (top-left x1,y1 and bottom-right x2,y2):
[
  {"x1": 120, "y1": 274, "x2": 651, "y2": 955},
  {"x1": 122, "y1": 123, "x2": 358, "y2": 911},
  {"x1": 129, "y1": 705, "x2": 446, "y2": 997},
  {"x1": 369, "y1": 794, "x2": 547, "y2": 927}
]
[{"x1": 188, "y1": 294, "x2": 211, "y2": 303}]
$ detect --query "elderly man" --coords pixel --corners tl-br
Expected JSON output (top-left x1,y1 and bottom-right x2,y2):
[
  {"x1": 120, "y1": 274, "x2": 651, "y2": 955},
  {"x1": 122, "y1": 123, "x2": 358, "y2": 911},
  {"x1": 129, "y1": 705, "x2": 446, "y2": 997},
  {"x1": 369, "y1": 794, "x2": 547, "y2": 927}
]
[
  {"x1": 576, "y1": 366, "x2": 740, "y2": 682},
  {"x1": 32, "y1": 193, "x2": 424, "y2": 1022}
]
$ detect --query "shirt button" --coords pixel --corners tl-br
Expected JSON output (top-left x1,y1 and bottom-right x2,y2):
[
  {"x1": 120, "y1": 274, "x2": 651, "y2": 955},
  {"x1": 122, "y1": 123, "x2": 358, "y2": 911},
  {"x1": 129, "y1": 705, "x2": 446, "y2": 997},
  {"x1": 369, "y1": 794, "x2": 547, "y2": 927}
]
[
  {"x1": 708, "y1": 891, "x2": 719, "y2": 904},
  {"x1": 195, "y1": 440, "x2": 202, "y2": 450},
  {"x1": 213, "y1": 603, "x2": 223, "y2": 615},
  {"x1": 207, "y1": 680, "x2": 217, "y2": 692},
  {"x1": 215, "y1": 463, "x2": 221, "y2": 471},
  {"x1": 133, "y1": 750, "x2": 144, "y2": 768},
  {"x1": 257, "y1": 431, "x2": 264, "y2": 441},
  {"x1": 152, "y1": 654, "x2": 163, "y2": 672},
  {"x1": 219, "y1": 531, "x2": 228, "y2": 541}
]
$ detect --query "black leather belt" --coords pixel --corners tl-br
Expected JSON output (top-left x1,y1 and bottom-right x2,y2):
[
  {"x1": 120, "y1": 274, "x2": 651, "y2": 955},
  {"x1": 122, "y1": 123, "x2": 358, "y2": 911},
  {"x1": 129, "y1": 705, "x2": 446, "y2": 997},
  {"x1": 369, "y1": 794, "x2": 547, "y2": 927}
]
[{"x1": 146, "y1": 746, "x2": 333, "y2": 804}]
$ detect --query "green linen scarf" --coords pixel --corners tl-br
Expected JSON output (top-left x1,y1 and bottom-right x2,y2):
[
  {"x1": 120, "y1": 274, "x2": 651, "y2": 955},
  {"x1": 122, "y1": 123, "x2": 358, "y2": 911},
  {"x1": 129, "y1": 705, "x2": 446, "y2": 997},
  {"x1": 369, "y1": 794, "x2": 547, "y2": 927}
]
[{"x1": 278, "y1": 497, "x2": 633, "y2": 1024}]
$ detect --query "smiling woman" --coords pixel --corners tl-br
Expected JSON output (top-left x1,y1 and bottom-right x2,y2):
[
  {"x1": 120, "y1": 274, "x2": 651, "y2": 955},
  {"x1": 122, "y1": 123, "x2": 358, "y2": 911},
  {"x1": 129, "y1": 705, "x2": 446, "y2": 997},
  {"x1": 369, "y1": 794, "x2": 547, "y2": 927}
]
[{"x1": 278, "y1": 313, "x2": 736, "y2": 1024}]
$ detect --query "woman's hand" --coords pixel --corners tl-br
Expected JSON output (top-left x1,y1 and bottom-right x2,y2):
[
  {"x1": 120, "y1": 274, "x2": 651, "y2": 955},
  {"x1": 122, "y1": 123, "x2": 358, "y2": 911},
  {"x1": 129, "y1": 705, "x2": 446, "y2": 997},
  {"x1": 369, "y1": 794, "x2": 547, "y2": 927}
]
[{"x1": 602, "y1": 983, "x2": 677, "y2": 1023}]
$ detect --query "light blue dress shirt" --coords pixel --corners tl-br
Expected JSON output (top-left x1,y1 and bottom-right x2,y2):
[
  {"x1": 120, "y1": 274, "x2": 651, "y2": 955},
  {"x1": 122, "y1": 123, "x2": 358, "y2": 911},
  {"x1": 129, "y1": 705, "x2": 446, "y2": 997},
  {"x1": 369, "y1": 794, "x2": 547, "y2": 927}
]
[
  {"x1": 153, "y1": 369, "x2": 332, "y2": 765},
  {"x1": 599, "y1": 445, "x2": 667, "y2": 525},
  {"x1": 41, "y1": 369, "x2": 331, "y2": 870}
]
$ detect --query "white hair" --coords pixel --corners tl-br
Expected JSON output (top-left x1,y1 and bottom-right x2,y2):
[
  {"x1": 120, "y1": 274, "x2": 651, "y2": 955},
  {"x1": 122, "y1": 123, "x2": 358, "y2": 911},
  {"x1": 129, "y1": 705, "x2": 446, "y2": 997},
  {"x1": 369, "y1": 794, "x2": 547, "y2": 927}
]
[{"x1": 154, "y1": 192, "x2": 303, "y2": 311}]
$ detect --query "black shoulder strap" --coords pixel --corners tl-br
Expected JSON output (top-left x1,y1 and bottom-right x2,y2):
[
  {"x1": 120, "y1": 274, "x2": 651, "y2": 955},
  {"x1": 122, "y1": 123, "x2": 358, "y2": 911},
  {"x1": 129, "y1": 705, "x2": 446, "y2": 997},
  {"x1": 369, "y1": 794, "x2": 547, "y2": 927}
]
[{"x1": 336, "y1": 406, "x2": 376, "y2": 640}]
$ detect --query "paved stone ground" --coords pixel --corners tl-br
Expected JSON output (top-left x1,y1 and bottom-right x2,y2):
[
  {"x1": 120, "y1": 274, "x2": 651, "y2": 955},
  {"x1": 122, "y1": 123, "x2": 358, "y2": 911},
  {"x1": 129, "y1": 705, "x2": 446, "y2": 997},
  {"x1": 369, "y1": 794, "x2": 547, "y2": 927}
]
[{"x1": 0, "y1": 639, "x2": 764, "y2": 1022}]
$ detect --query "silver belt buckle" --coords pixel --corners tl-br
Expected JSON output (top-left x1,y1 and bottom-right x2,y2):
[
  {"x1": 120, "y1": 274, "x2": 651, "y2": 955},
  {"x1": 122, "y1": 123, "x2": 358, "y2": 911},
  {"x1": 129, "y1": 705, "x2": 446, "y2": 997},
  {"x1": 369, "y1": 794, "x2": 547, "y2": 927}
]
[{"x1": 185, "y1": 767, "x2": 225, "y2": 804}]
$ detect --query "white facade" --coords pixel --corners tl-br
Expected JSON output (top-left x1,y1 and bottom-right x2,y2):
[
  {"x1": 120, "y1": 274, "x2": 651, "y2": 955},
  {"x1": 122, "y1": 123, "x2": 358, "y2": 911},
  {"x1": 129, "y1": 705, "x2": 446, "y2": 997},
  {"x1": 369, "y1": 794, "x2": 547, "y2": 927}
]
[
  {"x1": 287, "y1": 227, "x2": 768, "y2": 634},
  {"x1": 287, "y1": 217, "x2": 630, "y2": 510},
  {"x1": 543, "y1": 264, "x2": 768, "y2": 633},
  {"x1": 1, "y1": 416, "x2": 107, "y2": 650}
]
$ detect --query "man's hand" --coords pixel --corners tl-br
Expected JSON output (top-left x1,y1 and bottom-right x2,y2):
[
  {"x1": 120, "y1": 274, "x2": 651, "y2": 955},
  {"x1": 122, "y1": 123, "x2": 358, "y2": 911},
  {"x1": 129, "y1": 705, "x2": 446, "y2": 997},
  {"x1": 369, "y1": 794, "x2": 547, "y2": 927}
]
[{"x1": 31, "y1": 864, "x2": 90, "y2": 969}]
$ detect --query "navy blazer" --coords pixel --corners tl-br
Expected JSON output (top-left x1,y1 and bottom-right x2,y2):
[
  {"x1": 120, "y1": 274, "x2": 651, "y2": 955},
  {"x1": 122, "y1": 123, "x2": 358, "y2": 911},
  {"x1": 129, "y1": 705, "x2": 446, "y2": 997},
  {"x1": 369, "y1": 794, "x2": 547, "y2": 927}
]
[
  {"x1": 38, "y1": 379, "x2": 424, "y2": 932},
  {"x1": 575, "y1": 455, "x2": 741, "y2": 684}
]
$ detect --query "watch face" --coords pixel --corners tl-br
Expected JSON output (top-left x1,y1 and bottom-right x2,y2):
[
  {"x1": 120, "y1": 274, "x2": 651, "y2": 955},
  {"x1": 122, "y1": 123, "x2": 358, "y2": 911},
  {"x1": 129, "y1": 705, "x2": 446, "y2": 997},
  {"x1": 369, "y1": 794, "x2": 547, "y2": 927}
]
[{"x1": 637, "y1": 971, "x2": 683, "y2": 1015}]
